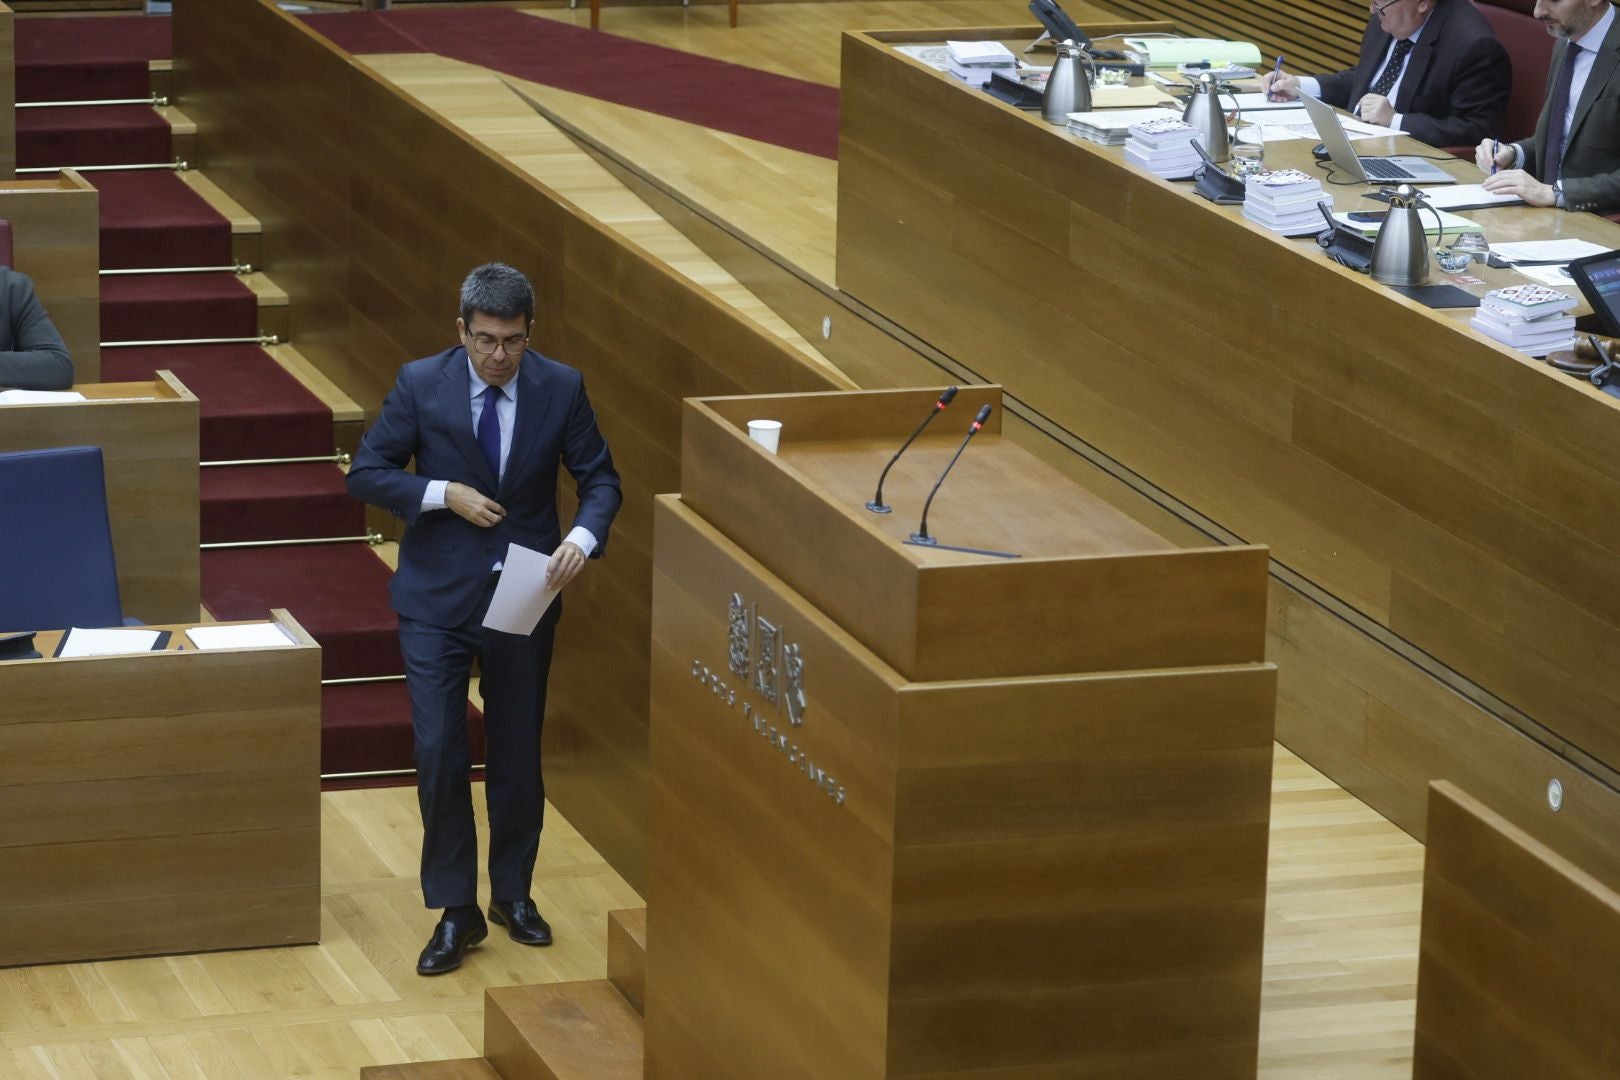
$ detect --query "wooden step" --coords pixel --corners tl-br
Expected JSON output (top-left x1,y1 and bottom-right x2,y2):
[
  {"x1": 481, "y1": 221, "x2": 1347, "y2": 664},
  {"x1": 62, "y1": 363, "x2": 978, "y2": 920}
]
[
  {"x1": 360, "y1": 1059, "x2": 499, "y2": 1080},
  {"x1": 266, "y1": 342, "x2": 366, "y2": 453},
  {"x1": 178, "y1": 170, "x2": 262, "y2": 267},
  {"x1": 605, "y1": 907, "x2": 646, "y2": 1015},
  {"x1": 484, "y1": 980, "x2": 643, "y2": 1080}
]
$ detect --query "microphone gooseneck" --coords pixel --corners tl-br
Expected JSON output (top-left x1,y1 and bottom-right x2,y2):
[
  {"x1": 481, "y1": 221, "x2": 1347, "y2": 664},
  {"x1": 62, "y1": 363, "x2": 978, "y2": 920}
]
[
  {"x1": 866, "y1": 386, "x2": 958, "y2": 514},
  {"x1": 910, "y1": 404, "x2": 992, "y2": 545}
]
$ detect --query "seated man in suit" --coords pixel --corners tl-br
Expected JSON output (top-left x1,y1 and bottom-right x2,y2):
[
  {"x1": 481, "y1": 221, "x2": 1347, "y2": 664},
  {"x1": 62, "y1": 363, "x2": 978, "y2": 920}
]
[
  {"x1": 347, "y1": 263, "x2": 622, "y2": 976},
  {"x1": 0, "y1": 266, "x2": 73, "y2": 390},
  {"x1": 1261, "y1": 0, "x2": 1511, "y2": 148},
  {"x1": 1477, "y1": 0, "x2": 1620, "y2": 213}
]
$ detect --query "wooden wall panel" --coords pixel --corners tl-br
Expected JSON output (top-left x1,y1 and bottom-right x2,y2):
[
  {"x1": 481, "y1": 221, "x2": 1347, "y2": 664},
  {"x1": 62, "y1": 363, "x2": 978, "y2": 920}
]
[
  {"x1": 174, "y1": 0, "x2": 846, "y2": 890},
  {"x1": 837, "y1": 30, "x2": 1620, "y2": 886},
  {"x1": 1413, "y1": 781, "x2": 1620, "y2": 1079},
  {"x1": 0, "y1": 610, "x2": 321, "y2": 968},
  {"x1": 0, "y1": 171, "x2": 101, "y2": 382},
  {"x1": 0, "y1": 4, "x2": 13, "y2": 181},
  {"x1": 0, "y1": 372, "x2": 199, "y2": 624},
  {"x1": 1094, "y1": 0, "x2": 1363, "y2": 78}
]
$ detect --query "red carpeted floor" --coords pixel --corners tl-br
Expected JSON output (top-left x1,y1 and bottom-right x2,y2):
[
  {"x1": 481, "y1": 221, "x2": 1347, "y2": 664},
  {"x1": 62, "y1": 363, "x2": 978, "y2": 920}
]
[
  {"x1": 15, "y1": 105, "x2": 172, "y2": 169},
  {"x1": 201, "y1": 463, "x2": 364, "y2": 542},
  {"x1": 96, "y1": 170, "x2": 234, "y2": 269},
  {"x1": 13, "y1": 15, "x2": 170, "y2": 101},
  {"x1": 101, "y1": 272, "x2": 258, "y2": 341},
  {"x1": 302, "y1": 7, "x2": 840, "y2": 159}
]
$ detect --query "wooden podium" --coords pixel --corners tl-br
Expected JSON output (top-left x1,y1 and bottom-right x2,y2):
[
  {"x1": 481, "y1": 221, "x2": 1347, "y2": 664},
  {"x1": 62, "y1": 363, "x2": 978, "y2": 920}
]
[{"x1": 643, "y1": 387, "x2": 1278, "y2": 1077}]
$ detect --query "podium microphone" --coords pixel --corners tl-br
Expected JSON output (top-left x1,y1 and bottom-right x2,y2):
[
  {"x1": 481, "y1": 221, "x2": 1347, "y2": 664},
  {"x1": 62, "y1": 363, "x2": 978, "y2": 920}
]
[
  {"x1": 866, "y1": 386, "x2": 958, "y2": 514},
  {"x1": 904, "y1": 404, "x2": 1017, "y2": 559}
]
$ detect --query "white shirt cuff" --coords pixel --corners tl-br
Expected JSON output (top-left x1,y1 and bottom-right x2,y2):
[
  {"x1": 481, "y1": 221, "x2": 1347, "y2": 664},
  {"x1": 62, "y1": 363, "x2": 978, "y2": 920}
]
[
  {"x1": 421, "y1": 479, "x2": 449, "y2": 512},
  {"x1": 564, "y1": 525, "x2": 598, "y2": 557},
  {"x1": 1390, "y1": 112, "x2": 1404, "y2": 131},
  {"x1": 1298, "y1": 76, "x2": 1323, "y2": 100},
  {"x1": 1512, "y1": 143, "x2": 1526, "y2": 169}
]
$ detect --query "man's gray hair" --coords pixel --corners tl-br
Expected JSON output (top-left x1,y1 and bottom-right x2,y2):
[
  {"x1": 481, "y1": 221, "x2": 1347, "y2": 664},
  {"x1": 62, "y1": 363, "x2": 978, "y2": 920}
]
[{"x1": 460, "y1": 262, "x2": 535, "y2": 326}]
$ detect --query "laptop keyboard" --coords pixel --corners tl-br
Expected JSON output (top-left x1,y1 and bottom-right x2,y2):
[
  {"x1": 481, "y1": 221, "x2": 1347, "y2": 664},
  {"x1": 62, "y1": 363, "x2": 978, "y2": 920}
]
[{"x1": 1360, "y1": 158, "x2": 1416, "y2": 181}]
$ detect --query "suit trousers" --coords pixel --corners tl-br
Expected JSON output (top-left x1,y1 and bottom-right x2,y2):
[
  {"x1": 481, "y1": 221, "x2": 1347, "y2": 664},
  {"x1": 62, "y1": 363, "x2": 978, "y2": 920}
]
[{"x1": 398, "y1": 574, "x2": 557, "y2": 909}]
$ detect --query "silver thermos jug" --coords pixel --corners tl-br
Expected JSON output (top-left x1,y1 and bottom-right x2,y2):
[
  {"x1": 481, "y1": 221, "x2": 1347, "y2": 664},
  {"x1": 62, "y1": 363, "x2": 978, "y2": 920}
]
[
  {"x1": 1371, "y1": 185, "x2": 1441, "y2": 286},
  {"x1": 1182, "y1": 73, "x2": 1230, "y2": 162},
  {"x1": 1042, "y1": 40, "x2": 1091, "y2": 126}
]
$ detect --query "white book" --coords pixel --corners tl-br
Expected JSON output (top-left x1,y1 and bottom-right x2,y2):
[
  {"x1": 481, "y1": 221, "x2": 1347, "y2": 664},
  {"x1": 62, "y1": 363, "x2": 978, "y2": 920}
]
[
  {"x1": 945, "y1": 40, "x2": 1016, "y2": 66},
  {"x1": 0, "y1": 389, "x2": 87, "y2": 405}
]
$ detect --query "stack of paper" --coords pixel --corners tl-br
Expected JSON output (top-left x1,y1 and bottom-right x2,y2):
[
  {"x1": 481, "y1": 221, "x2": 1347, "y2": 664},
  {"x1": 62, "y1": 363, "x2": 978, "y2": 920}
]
[
  {"x1": 1065, "y1": 107, "x2": 1182, "y2": 145},
  {"x1": 1242, "y1": 169, "x2": 1327, "y2": 234},
  {"x1": 945, "y1": 40, "x2": 1016, "y2": 86},
  {"x1": 1121, "y1": 37, "x2": 1263, "y2": 69},
  {"x1": 1123, "y1": 118, "x2": 1202, "y2": 179},
  {"x1": 1470, "y1": 284, "x2": 1578, "y2": 355}
]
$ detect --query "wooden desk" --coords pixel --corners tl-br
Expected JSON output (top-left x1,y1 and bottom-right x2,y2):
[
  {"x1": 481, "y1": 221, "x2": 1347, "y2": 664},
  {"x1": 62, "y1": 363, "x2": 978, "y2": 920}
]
[
  {"x1": 0, "y1": 170, "x2": 101, "y2": 379},
  {"x1": 837, "y1": 27, "x2": 1620, "y2": 884},
  {"x1": 0, "y1": 371, "x2": 200, "y2": 623},
  {"x1": 0, "y1": 610, "x2": 321, "y2": 968}
]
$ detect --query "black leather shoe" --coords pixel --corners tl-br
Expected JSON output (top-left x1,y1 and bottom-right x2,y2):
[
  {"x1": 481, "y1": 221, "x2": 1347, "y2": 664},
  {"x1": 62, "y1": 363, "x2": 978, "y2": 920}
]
[
  {"x1": 488, "y1": 898, "x2": 553, "y2": 946},
  {"x1": 416, "y1": 910, "x2": 488, "y2": 976}
]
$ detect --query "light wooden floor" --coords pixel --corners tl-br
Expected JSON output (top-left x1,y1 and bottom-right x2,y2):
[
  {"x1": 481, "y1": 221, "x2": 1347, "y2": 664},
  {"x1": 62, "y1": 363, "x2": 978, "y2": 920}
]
[{"x1": 0, "y1": 746, "x2": 1419, "y2": 1077}]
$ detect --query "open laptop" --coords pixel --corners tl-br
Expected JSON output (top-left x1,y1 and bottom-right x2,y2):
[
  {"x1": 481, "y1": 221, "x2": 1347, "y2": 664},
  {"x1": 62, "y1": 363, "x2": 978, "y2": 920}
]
[{"x1": 1298, "y1": 93, "x2": 1456, "y2": 185}]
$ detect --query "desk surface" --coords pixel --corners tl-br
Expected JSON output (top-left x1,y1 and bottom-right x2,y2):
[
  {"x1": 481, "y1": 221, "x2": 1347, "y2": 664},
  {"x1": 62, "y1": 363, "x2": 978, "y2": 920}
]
[{"x1": 837, "y1": 25, "x2": 1620, "y2": 877}]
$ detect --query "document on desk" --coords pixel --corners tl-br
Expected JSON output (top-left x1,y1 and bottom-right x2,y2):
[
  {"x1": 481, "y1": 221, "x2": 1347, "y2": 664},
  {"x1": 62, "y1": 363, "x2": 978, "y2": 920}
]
[
  {"x1": 1489, "y1": 239, "x2": 1610, "y2": 265},
  {"x1": 1230, "y1": 93, "x2": 1310, "y2": 112},
  {"x1": 54, "y1": 626, "x2": 169, "y2": 657},
  {"x1": 1411, "y1": 184, "x2": 1523, "y2": 211},
  {"x1": 0, "y1": 389, "x2": 87, "y2": 405},
  {"x1": 482, "y1": 543, "x2": 558, "y2": 636},
  {"x1": 185, "y1": 622, "x2": 295, "y2": 650}
]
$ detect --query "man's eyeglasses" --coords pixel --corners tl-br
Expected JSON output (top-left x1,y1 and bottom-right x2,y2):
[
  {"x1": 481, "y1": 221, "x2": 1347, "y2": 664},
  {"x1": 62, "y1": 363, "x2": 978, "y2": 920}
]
[
  {"x1": 467, "y1": 332, "x2": 528, "y2": 357},
  {"x1": 1371, "y1": 0, "x2": 1405, "y2": 14}
]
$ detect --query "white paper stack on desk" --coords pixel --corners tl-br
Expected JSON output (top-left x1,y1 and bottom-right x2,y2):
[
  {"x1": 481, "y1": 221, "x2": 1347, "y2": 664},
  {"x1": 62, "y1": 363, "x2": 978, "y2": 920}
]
[
  {"x1": 1065, "y1": 107, "x2": 1182, "y2": 145},
  {"x1": 1470, "y1": 284, "x2": 1577, "y2": 355},
  {"x1": 945, "y1": 40, "x2": 1016, "y2": 86},
  {"x1": 1123, "y1": 118, "x2": 1202, "y2": 178},
  {"x1": 1242, "y1": 169, "x2": 1327, "y2": 234}
]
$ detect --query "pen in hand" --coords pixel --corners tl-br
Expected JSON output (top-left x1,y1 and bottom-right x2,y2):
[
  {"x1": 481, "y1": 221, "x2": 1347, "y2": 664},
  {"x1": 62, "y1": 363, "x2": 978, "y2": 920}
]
[
  {"x1": 1491, "y1": 139, "x2": 1499, "y2": 176},
  {"x1": 1269, "y1": 54, "x2": 1284, "y2": 99}
]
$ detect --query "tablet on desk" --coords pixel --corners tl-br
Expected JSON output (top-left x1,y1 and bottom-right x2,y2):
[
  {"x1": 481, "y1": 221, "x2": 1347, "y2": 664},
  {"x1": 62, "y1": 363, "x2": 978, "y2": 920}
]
[{"x1": 1566, "y1": 247, "x2": 1620, "y2": 335}]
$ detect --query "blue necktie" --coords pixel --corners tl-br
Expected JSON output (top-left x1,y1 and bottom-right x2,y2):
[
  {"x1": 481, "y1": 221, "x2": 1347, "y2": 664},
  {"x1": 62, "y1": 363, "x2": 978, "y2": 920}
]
[
  {"x1": 476, "y1": 384, "x2": 502, "y2": 485},
  {"x1": 1544, "y1": 43, "x2": 1582, "y2": 183}
]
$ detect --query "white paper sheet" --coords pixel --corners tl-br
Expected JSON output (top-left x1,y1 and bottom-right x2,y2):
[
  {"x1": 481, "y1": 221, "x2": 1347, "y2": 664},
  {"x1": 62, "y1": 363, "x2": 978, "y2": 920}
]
[
  {"x1": 1490, "y1": 239, "x2": 1611, "y2": 264},
  {"x1": 0, "y1": 390, "x2": 87, "y2": 405},
  {"x1": 481, "y1": 543, "x2": 558, "y2": 636},
  {"x1": 1230, "y1": 93, "x2": 1308, "y2": 112},
  {"x1": 1411, "y1": 184, "x2": 1524, "y2": 211},
  {"x1": 57, "y1": 627, "x2": 163, "y2": 657},
  {"x1": 1515, "y1": 263, "x2": 1578, "y2": 287},
  {"x1": 186, "y1": 622, "x2": 295, "y2": 650}
]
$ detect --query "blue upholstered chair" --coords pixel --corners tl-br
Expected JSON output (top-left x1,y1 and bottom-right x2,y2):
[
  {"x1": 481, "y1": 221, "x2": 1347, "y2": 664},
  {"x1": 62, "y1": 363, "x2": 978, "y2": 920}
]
[{"x1": 0, "y1": 445, "x2": 126, "y2": 633}]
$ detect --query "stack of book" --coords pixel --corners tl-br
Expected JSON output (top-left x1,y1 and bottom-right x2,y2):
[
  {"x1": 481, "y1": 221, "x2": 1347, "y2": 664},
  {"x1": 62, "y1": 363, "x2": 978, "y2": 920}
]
[
  {"x1": 1242, "y1": 169, "x2": 1327, "y2": 234},
  {"x1": 1470, "y1": 284, "x2": 1578, "y2": 355},
  {"x1": 944, "y1": 40, "x2": 1017, "y2": 86},
  {"x1": 1065, "y1": 107, "x2": 1182, "y2": 146},
  {"x1": 1123, "y1": 118, "x2": 1202, "y2": 179}
]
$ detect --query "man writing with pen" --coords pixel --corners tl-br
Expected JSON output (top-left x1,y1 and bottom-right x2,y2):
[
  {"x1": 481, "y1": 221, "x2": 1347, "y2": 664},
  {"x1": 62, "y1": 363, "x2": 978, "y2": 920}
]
[{"x1": 1260, "y1": 0, "x2": 1510, "y2": 149}]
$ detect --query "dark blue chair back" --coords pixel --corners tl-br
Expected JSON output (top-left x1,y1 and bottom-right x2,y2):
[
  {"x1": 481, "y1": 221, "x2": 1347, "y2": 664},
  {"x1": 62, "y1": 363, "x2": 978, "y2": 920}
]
[{"x1": 0, "y1": 445, "x2": 124, "y2": 632}]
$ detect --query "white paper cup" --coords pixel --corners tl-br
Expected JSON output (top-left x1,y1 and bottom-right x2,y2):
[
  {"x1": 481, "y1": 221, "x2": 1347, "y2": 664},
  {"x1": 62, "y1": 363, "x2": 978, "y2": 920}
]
[{"x1": 746, "y1": 419, "x2": 782, "y2": 454}]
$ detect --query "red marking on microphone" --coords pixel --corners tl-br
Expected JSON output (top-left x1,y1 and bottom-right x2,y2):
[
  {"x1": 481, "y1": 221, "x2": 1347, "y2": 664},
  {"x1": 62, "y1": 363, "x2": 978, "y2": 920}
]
[{"x1": 970, "y1": 421, "x2": 983, "y2": 432}]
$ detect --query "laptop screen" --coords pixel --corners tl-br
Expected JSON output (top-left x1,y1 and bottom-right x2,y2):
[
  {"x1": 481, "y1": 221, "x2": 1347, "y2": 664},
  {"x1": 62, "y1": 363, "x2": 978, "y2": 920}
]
[{"x1": 1568, "y1": 249, "x2": 1620, "y2": 337}]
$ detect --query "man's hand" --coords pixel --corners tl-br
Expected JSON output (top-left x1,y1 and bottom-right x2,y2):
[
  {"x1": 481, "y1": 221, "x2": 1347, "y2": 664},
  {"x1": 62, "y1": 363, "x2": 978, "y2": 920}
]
[
  {"x1": 1482, "y1": 168, "x2": 1557, "y2": 206},
  {"x1": 1261, "y1": 70, "x2": 1300, "y2": 102},
  {"x1": 1475, "y1": 138, "x2": 1515, "y2": 174},
  {"x1": 446, "y1": 481, "x2": 506, "y2": 527},
  {"x1": 545, "y1": 541, "x2": 587, "y2": 590},
  {"x1": 1355, "y1": 93, "x2": 1394, "y2": 127}
]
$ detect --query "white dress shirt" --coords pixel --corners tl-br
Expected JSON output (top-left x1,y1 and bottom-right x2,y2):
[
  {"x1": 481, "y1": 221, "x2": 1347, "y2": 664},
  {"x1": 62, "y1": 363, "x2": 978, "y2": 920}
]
[{"x1": 419, "y1": 357, "x2": 599, "y2": 562}]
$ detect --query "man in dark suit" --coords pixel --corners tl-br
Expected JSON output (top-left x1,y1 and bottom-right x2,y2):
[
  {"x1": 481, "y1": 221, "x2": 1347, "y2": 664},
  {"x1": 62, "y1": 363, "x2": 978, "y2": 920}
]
[
  {"x1": 0, "y1": 266, "x2": 73, "y2": 390},
  {"x1": 347, "y1": 263, "x2": 621, "y2": 976},
  {"x1": 1260, "y1": 0, "x2": 1511, "y2": 148},
  {"x1": 1478, "y1": 0, "x2": 1620, "y2": 213}
]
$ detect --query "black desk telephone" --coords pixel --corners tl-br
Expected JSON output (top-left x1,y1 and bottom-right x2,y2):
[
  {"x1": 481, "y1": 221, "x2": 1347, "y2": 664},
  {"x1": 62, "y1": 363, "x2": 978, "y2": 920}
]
[{"x1": 1316, "y1": 200, "x2": 1375, "y2": 272}]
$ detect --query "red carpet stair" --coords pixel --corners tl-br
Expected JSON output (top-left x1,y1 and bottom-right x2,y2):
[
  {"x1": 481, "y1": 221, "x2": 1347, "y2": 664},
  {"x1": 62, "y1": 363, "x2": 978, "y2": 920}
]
[{"x1": 13, "y1": 14, "x2": 480, "y2": 780}]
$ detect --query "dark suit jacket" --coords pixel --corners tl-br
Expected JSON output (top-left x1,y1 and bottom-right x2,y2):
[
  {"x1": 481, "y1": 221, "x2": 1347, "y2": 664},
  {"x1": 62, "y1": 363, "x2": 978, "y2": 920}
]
[
  {"x1": 1515, "y1": 12, "x2": 1620, "y2": 215},
  {"x1": 1315, "y1": 0, "x2": 1510, "y2": 148},
  {"x1": 347, "y1": 346, "x2": 622, "y2": 629},
  {"x1": 0, "y1": 267, "x2": 73, "y2": 391}
]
